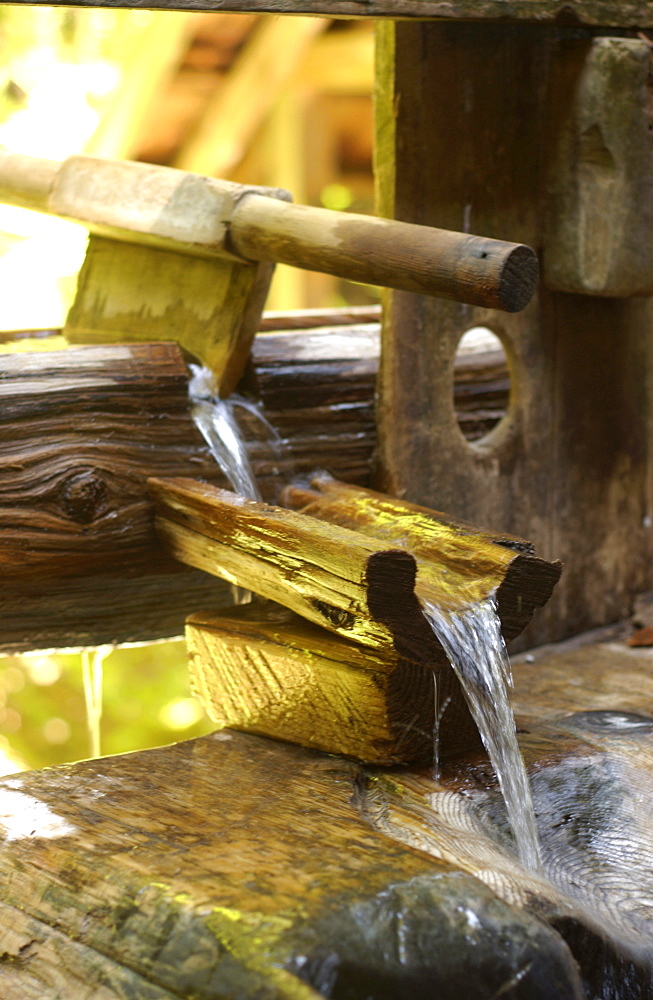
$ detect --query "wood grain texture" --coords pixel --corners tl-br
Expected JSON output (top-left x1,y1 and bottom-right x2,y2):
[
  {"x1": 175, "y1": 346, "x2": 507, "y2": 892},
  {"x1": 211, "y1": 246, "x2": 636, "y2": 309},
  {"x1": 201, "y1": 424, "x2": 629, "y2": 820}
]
[
  {"x1": 0, "y1": 343, "x2": 232, "y2": 653},
  {"x1": 9, "y1": 0, "x2": 653, "y2": 26},
  {"x1": 0, "y1": 730, "x2": 593, "y2": 1000},
  {"x1": 375, "y1": 21, "x2": 653, "y2": 648},
  {"x1": 186, "y1": 603, "x2": 439, "y2": 763},
  {"x1": 5, "y1": 641, "x2": 653, "y2": 1000},
  {"x1": 281, "y1": 474, "x2": 562, "y2": 641},
  {"x1": 149, "y1": 476, "x2": 445, "y2": 660},
  {"x1": 158, "y1": 474, "x2": 555, "y2": 762},
  {"x1": 243, "y1": 321, "x2": 380, "y2": 495},
  {"x1": 0, "y1": 326, "x2": 532, "y2": 653}
]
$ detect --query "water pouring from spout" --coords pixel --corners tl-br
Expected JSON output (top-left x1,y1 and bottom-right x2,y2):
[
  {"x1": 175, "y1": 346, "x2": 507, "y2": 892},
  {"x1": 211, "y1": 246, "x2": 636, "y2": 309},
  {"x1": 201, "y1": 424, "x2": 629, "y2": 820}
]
[{"x1": 423, "y1": 596, "x2": 542, "y2": 873}]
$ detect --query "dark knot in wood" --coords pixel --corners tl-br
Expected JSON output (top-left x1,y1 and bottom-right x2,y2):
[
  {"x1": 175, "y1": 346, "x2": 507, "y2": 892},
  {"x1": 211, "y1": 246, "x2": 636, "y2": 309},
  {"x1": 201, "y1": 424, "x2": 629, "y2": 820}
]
[{"x1": 60, "y1": 471, "x2": 108, "y2": 525}]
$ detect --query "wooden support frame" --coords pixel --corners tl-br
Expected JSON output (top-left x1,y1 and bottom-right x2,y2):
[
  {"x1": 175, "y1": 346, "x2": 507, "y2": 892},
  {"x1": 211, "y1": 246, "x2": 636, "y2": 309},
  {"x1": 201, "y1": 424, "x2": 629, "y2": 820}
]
[
  {"x1": 375, "y1": 20, "x2": 653, "y2": 647},
  {"x1": 186, "y1": 604, "x2": 440, "y2": 763}
]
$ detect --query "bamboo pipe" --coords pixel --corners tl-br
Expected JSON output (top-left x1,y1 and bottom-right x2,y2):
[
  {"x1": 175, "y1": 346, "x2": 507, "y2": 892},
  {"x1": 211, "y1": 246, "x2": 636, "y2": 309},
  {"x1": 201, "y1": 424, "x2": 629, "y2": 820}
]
[
  {"x1": 0, "y1": 151, "x2": 537, "y2": 312},
  {"x1": 230, "y1": 194, "x2": 538, "y2": 312}
]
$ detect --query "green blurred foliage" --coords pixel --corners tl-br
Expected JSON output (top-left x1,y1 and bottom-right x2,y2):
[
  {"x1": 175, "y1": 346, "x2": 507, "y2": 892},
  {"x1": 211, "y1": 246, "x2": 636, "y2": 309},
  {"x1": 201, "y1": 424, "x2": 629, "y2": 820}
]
[{"x1": 0, "y1": 640, "x2": 215, "y2": 774}]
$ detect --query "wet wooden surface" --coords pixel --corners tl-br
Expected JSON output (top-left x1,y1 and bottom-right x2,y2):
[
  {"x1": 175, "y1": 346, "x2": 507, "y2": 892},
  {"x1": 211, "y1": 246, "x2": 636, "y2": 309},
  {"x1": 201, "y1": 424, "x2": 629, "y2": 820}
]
[
  {"x1": 151, "y1": 473, "x2": 561, "y2": 761},
  {"x1": 149, "y1": 476, "x2": 432, "y2": 654},
  {"x1": 281, "y1": 474, "x2": 561, "y2": 641},
  {"x1": 186, "y1": 602, "x2": 478, "y2": 764},
  {"x1": 0, "y1": 342, "x2": 231, "y2": 654},
  {"x1": 3, "y1": 632, "x2": 653, "y2": 997}
]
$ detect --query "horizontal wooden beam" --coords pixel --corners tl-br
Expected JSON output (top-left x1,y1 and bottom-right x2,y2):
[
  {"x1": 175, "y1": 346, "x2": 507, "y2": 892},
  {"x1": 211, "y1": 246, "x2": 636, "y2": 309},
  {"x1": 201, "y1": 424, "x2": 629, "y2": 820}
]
[
  {"x1": 0, "y1": 329, "x2": 528, "y2": 653},
  {"x1": 8, "y1": 1, "x2": 652, "y2": 27},
  {"x1": 186, "y1": 604, "x2": 443, "y2": 763},
  {"x1": 0, "y1": 342, "x2": 230, "y2": 653}
]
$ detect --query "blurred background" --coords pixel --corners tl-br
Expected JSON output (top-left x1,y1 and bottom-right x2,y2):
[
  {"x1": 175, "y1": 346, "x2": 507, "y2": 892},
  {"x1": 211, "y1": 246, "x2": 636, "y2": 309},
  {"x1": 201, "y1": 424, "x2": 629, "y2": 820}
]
[{"x1": 0, "y1": 6, "x2": 375, "y2": 773}]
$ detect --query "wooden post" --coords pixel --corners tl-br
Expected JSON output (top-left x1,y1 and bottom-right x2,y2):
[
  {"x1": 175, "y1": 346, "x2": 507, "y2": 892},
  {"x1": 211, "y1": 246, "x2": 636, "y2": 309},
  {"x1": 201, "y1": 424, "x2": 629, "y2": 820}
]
[{"x1": 375, "y1": 20, "x2": 653, "y2": 647}]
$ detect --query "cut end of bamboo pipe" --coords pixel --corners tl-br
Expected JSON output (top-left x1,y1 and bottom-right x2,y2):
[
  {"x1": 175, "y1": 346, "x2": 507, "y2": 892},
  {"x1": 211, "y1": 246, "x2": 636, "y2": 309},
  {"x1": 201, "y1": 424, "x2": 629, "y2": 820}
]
[{"x1": 498, "y1": 243, "x2": 540, "y2": 313}]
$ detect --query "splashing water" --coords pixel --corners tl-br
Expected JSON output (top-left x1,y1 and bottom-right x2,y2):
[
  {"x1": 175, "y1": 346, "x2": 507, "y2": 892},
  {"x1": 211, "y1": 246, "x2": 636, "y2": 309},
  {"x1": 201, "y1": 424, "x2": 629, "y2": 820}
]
[
  {"x1": 189, "y1": 365, "x2": 263, "y2": 501},
  {"x1": 81, "y1": 644, "x2": 112, "y2": 759},
  {"x1": 423, "y1": 596, "x2": 542, "y2": 872},
  {"x1": 189, "y1": 365, "x2": 284, "y2": 604}
]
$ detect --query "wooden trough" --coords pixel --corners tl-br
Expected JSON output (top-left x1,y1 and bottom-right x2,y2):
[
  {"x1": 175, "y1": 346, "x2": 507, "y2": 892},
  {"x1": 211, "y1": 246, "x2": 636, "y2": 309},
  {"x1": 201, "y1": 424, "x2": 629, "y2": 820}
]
[{"x1": 3, "y1": 1, "x2": 653, "y2": 997}]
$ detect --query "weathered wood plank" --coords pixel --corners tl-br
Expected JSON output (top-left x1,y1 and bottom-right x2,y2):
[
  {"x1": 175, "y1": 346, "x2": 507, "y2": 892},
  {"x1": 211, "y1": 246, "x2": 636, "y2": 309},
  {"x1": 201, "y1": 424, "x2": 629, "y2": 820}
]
[
  {"x1": 0, "y1": 902, "x2": 180, "y2": 999},
  {"x1": 0, "y1": 342, "x2": 232, "y2": 653},
  {"x1": 0, "y1": 730, "x2": 596, "y2": 999},
  {"x1": 156, "y1": 474, "x2": 557, "y2": 762},
  {"x1": 149, "y1": 476, "x2": 441, "y2": 658},
  {"x1": 281, "y1": 474, "x2": 562, "y2": 641},
  {"x1": 6, "y1": 0, "x2": 653, "y2": 27},
  {"x1": 186, "y1": 603, "x2": 439, "y2": 762},
  {"x1": 5, "y1": 650, "x2": 653, "y2": 1000}
]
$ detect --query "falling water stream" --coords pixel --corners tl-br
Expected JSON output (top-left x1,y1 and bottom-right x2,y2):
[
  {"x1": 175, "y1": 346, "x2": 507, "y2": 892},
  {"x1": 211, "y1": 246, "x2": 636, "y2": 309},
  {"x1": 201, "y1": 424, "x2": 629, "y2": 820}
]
[
  {"x1": 81, "y1": 644, "x2": 112, "y2": 759},
  {"x1": 189, "y1": 365, "x2": 283, "y2": 604},
  {"x1": 189, "y1": 365, "x2": 264, "y2": 501},
  {"x1": 423, "y1": 596, "x2": 542, "y2": 872}
]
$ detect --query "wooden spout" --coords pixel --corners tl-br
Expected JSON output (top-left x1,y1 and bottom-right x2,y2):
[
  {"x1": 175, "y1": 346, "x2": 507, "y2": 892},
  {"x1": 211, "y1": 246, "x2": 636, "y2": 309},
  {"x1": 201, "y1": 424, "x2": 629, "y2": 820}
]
[
  {"x1": 151, "y1": 476, "x2": 560, "y2": 764},
  {"x1": 281, "y1": 473, "x2": 562, "y2": 643},
  {"x1": 0, "y1": 151, "x2": 538, "y2": 315},
  {"x1": 148, "y1": 476, "x2": 442, "y2": 659}
]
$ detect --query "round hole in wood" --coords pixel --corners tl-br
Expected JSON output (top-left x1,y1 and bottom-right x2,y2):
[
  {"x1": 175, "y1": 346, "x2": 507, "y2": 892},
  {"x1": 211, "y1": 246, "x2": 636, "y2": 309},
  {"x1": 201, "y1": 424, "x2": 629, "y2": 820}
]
[{"x1": 453, "y1": 326, "x2": 511, "y2": 444}]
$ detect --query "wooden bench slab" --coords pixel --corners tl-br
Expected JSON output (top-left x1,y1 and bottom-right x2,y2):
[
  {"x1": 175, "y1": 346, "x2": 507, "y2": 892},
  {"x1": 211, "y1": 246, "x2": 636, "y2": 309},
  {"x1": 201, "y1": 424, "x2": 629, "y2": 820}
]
[{"x1": 1, "y1": 632, "x2": 653, "y2": 996}]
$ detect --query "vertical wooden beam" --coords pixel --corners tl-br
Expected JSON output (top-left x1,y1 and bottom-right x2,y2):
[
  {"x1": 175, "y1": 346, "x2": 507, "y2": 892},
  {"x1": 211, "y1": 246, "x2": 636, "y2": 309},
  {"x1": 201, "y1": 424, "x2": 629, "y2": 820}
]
[{"x1": 375, "y1": 22, "x2": 653, "y2": 645}]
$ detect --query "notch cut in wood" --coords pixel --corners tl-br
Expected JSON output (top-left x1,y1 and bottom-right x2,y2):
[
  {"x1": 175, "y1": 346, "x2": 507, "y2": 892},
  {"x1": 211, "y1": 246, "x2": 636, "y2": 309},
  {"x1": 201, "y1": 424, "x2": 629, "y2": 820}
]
[
  {"x1": 281, "y1": 473, "x2": 562, "y2": 643},
  {"x1": 0, "y1": 151, "x2": 538, "y2": 394},
  {"x1": 148, "y1": 476, "x2": 438, "y2": 657}
]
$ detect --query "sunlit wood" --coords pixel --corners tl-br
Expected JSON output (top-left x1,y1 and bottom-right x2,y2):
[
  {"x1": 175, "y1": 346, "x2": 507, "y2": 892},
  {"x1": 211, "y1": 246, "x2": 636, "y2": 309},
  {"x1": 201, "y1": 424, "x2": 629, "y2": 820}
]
[{"x1": 175, "y1": 16, "x2": 328, "y2": 177}]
